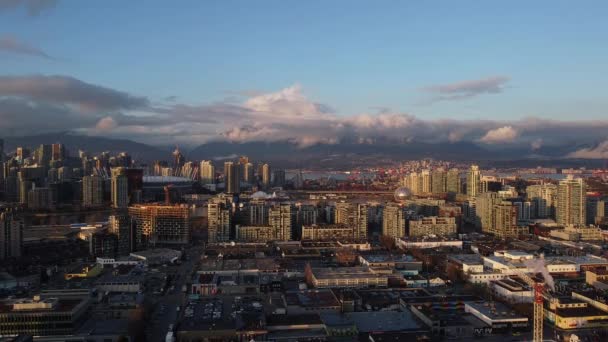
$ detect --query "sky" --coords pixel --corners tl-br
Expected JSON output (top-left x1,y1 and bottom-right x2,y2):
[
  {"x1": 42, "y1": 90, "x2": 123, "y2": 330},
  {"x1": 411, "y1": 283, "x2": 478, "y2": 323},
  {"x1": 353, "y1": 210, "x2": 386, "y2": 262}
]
[{"x1": 1, "y1": 0, "x2": 608, "y2": 157}]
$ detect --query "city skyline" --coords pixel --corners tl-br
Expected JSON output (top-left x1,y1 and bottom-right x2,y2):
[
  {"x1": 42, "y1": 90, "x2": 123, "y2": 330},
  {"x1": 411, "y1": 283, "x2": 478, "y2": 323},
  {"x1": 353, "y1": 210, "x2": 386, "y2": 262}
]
[
  {"x1": 4, "y1": 3, "x2": 608, "y2": 341},
  {"x1": 0, "y1": 1, "x2": 607, "y2": 159}
]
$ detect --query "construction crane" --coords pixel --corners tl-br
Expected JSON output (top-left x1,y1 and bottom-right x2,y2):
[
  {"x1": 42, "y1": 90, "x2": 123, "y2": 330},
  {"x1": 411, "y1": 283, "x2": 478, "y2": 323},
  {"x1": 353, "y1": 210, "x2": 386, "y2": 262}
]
[{"x1": 510, "y1": 268, "x2": 547, "y2": 342}]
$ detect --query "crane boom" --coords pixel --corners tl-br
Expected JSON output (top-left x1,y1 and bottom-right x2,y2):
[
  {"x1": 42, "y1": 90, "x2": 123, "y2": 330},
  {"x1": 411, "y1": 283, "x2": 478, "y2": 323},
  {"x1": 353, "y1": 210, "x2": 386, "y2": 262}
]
[{"x1": 510, "y1": 267, "x2": 544, "y2": 342}]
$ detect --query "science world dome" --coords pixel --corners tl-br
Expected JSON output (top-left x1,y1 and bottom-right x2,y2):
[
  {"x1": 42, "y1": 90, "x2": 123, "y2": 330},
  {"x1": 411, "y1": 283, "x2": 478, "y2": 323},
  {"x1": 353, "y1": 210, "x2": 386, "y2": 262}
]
[{"x1": 394, "y1": 187, "x2": 412, "y2": 203}]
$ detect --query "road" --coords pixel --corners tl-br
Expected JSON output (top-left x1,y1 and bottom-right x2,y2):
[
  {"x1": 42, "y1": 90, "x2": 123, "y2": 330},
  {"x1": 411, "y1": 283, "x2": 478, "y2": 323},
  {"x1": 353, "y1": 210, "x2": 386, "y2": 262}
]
[{"x1": 145, "y1": 246, "x2": 202, "y2": 342}]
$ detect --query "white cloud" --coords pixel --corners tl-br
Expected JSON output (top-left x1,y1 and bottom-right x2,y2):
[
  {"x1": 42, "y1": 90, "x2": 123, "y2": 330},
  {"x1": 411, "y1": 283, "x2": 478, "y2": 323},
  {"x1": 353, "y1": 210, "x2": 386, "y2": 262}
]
[
  {"x1": 244, "y1": 84, "x2": 330, "y2": 118},
  {"x1": 531, "y1": 138, "x2": 543, "y2": 150},
  {"x1": 479, "y1": 126, "x2": 518, "y2": 144},
  {"x1": 567, "y1": 140, "x2": 608, "y2": 159},
  {"x1": 95, "y1": 116, "x2": 117, "y2": 131}
]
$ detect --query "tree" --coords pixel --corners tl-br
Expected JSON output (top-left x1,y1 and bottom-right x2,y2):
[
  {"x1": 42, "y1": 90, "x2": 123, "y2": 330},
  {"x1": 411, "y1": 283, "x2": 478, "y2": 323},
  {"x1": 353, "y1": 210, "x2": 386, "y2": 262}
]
[
  {"x1": 379, "y1": 235, "x2": 396, "y2": 251},
  {"x1": 336, "y1": 248, "x2": 358, "y2": 266}
]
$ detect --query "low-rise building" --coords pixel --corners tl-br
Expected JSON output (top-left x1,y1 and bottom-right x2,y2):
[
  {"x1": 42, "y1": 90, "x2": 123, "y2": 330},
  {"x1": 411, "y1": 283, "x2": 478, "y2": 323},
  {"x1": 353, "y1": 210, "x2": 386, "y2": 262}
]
[
  {"x1": 306, "y1": 266, "x2": 389, "y2": 289},
  {"x1": 284, "y1": 289, "x2": 341, "y2": 314},
  {"x1": 447, "y1": 254, "x2": 484, "y2": 274},
  {"x1": 549, "y1": 225, "x2": 603, "y2": 241},
  {"x1": 130, "y1": 248, "x2": 181, "y2": 265},
  {"x1": 63, "y1": 263, "x2": 103, "y2": 280},
  {"x1": 545, "y1": 296, "x2": 608, "y2": 330},
  {"x1": 358, "y1": 253, "x2": 422, "y2": 272},
  {"x1": 489, "y1": 278, "x2": 534, "y2": 303},
  {"x1": 397, "y1": 237, "x2": 463, "y2": 250},
  {"x1": 94, "y1": 265, "x2": 144, "y2": 293},
  {"x1": 585, "y1": 268, "x2": 608, "y2": 290},
  {"x1": 0, "y1": 294, "x2": 91, "y2": 336},
  {"x1": 236, "y1": 225, "x2": 275, "y2": 242},
  {"x1": 464, "y1": 302, "x2": 528, "y2": 332},
  {"x1": 0, "y1": 272, "x2": 17, "y2": 289},
  {"x1": 408, "y1": 216, "x2": 457, "y2": 237},
  {"x1": 301, "y1": 224, "x2": 357, "y2": 241},
  {"x1": 409, "y1": 305, "x2": 489, "y2": 339},
  {"x1": 96, "y1": 256, "x2": 144, "y2": 267}
]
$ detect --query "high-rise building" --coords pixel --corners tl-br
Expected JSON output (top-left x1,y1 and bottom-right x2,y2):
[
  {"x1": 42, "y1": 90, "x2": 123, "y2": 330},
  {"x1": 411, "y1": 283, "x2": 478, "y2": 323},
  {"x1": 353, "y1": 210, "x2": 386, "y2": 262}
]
[
  {"x1": 249, "y1": 201, "x2": 269, "y2": 226},
  {"x1": 446, "y1": 168, "x2": 461, "y2": 194},
  {"x1": 293, "y1": 170, "x2": 304, "y2": 189},
  {"x1": 108, "y1": 214, "x2": 133, "y2": 255},
  {"x1": 27, "y1": 187, "x2": 52, "y2": 210},
  {"x1": 172, "y1": 147, "x2": 185, "y2": 169},
  {"x1": 181, "y1": 161, "x2": 196, "y2": 179},
  {"x1": 269, "y1": 203, "x2": 294, "y2": 241},
  {"x1": 262, "y1": 163, "x2": 271, "y2": 189},
  {"x1": 57, "y1": 166, "x2": 73, "y2": 182},
  {"x1": 272, "y1": 169, "x2": 286, "y2": 188},
  {"x1": 90, "y1": 231, "x2": 118, "y2": 258},
  {"x1": 18, "y1": 179, "x2": 33, "y2": 205},
  {"x1": 51, "y1": 143, "x2": 66, "y2": 161},
  {"x1": 526, "y1": 183, "x2": 557, "y2": 219},
  {"x1": 15, "y1": 147, "x2": 30, "y2": 161},
  {"x1": 511, "y1": 200, "x2": 531, "y2": 222},
  {"x1": 224, "y1": 161, "x2": 240, "y2": 194},
  {"x1": 37, "y1": 144, "x2": 52, "y2": 166},
  {"x1": 238, "y1": 156, "x2": 249, "y2": 181},
  {"x1": 404, "y1": 172, "x2": 421, "y2": 195},
  {"x1": 431, "y1": 168, "x2": 447, "y2": 194},
  {"x1": 557, "y1": 176, "x2": 586, "y2": 227},
  {"x1": 0, "y1": 138, "x2": 3, "y2": 163},
  {"x1": 382, "y1": 203, "x2": 406, "y2": 238},
  {"x1": 466, "y1": 165, "x2": 481, "y2": 197},
  {"x1": 116, "y1": 152, "x2": 132, "y2": 168},
  {"x1": 475, "y1": 192, "x2": 501, "y2": 233},
  {"x1": 0, "y1": 208, "x2": 23, "y2": 260},
  {"x1": 47, "y1": 168, "x2": 59, "y2": 183},
  {"x1": 420, "y1": 169, "x2": 431, "y2": 194},
  {"x1": 335, "y1": 201, "x2": 368, "y2": 240},
  {"x1": 208, "y1": 201, "x2": 231, "y2": 242},
  {"x1": 82, "y1": 175, "x2": 104, "y2": 207},
  {"x1": 200, "y1": 160, "x2": 215, "y2": 184},
  {"x1": 238, "y1": 156, "x2": 250, "y2": 165},
  {"x1": 124, "y1": 168, "x2": 143, "y2": 204},
  {"x1": 129, "y1": 204, "x2": 190, "y2": 248},
  {"x1": 335, "y1": 202, "x2": 351, "y2": 226},
  {"x1": 111, "y1": 169, "x2": 129, "y2": 209},
  {"x1": 243, "y1": 162, "x2": 254, "y2": 184},
  {"x1": 298, "y1": 204, "x2": 318, "y2": 226},
  {"x1": 586, "y1": 195, "x2": 606, "y2": 225},
  {"x1": 3, "y1": 172, "x2": 18, "y2": 203},
  {"x1": 492, "y1": 201, "x2": 526, "y2": 238}
]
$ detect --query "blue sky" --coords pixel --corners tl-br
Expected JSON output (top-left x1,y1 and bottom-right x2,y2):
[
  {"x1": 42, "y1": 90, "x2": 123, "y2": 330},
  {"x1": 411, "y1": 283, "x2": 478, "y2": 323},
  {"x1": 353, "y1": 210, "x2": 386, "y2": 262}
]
[{"x1": 1, "y1": 0, "x2": 608, "y2": 155}]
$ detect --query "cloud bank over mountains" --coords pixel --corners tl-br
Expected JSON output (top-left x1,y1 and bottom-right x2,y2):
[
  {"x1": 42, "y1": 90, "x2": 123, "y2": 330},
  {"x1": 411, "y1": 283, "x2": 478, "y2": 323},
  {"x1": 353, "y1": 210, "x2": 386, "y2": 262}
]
[{"x1": 0, "y1": 74, "x2": 607, "y2": 158}]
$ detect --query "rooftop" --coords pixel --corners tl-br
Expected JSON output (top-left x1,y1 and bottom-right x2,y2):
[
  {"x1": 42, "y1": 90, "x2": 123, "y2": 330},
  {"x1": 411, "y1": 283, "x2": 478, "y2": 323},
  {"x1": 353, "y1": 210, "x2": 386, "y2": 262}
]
[
  {"x1": 0, "y1": 272, "x2": 16, "y2": 282},
  {"x1": 360, "y1": 253, "x2": 420, "y2": 264},
  {"x1": 311, "y1": 266, "x2": 385, "y2": 279},
  {"x1": 448, "y1": 254, "x2": 483, "y2": 264},
  {"x1": 143, "y1": 176, "x2": 194, "y2": 183},
  {"x1": 285, "y1": 289, "x2": 340, "y2": 308},
  {"x1": 466, "y1": 302, "x2": 528, "y2": 322},
  {"x1": 321, "y1": 310, "x2": 422, "y2": 332},
  {"x1": 0, "y1": 297, "x2": 83, "y2": 314}
]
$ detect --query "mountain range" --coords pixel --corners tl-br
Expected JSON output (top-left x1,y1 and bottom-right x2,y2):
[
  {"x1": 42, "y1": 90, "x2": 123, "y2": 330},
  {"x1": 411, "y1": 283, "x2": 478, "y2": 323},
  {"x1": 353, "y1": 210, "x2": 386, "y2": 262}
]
[{"x1": 1, "y1": 132, "x2": 605, "y2": 168}]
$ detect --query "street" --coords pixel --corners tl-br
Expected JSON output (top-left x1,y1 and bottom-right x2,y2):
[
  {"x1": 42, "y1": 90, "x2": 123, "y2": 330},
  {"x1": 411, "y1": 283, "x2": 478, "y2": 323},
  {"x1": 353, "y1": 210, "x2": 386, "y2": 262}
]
[{"x1": 145, "y1": 245, "x2": 203, "y2": 342}]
